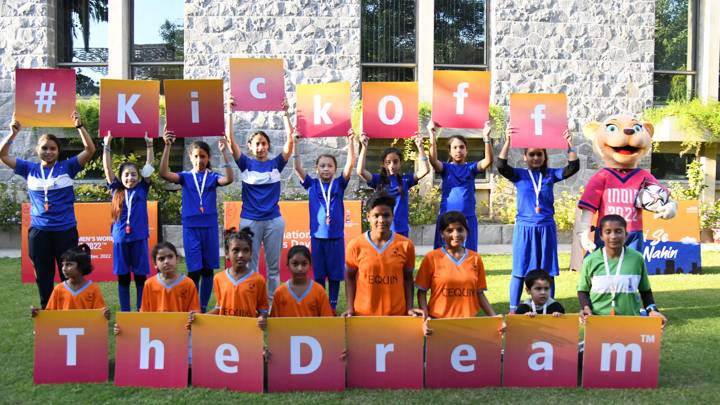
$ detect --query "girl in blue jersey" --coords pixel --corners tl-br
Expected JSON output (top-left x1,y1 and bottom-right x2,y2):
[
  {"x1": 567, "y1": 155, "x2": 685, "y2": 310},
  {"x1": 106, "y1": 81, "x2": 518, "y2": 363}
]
[
  {"x1": 1, "y1": 112, "x2": 96, "y2": 308},
  {"x1": 225, "y1": 98, "x2": 294, "y2": 304},
  {"x1": 497, "y1": 126, "x2": 578, "y2": 313},
  {"x1": 428, "y1": 120, "x2": 493, "y2": 252},
  {"x1": 102, "y1": 131, "x2": 154, "y2": 311},
  {"x1": 160, "y1": 127, "x2": 234, "y2": 313},
  {"x1": 292, "y1": 128, "x2": 356, "y2": 311},
  {"x1": 356, "y1": 131, "x2": 430, "y2": 237}
]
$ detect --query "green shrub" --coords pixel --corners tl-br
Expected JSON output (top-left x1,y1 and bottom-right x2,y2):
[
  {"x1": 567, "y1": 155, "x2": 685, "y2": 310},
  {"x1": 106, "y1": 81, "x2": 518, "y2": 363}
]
[
  {"x1": 0, "y1": 183, "x2": 22, "y2": 230},
  {"x1": 408, "y1": 185, "x2": 441, "y2": 225}
]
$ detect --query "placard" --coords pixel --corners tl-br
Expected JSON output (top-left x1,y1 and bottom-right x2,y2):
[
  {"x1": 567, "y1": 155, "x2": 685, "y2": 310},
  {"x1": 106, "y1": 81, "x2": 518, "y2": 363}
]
[
  {"x1": 164, "y1": 79, "x2": 225, "y2": 138},
  {"x1": 229, "y1": 58, "x2": 285, "y2": 111},
  {"x1": 432, "y1": 70, "x2": 490, "y2": 128},
  {"x1": 15, "y1": 68, "x2": 76, "y2": 127},
  {"x1": 642, "y1": 200, "x2": 701, "y2": 274},
  {"x1": 296, "y1": 82, "x2": 351, "y2": 138},
  {"x1": 509, "y1": 93, "x2": 568, "y2": 149},
  {"x1": 362, "y1": 82, "x2": 418, "y2": 139},
  {"x1": 99, "y1": 79, "x2": 160, "y2": 138}
]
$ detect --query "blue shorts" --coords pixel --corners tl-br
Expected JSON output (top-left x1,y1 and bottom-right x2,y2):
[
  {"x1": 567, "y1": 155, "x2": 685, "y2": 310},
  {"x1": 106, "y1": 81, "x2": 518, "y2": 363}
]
[
  {"x1": 113, "y1": 239, "x2": 150, "y2": 276},
  {"x1": 310, "y1": 237, "x2": 345, "y2": 282},
  {"x1": 183, "y1": 226, "x2": 220, "y2": 273}
]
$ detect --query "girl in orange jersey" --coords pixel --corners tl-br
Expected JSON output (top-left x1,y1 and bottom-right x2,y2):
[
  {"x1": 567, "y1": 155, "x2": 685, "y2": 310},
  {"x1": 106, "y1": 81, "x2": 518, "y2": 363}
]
[
  {"x1": 31, "y1": 244, "x2": 109, "y2": 319},
  {"x1": 271, "y1": 245, "x2": 334, "y2": 317},
  {"x1": 415, "y1": 211, "x2": 498, "y2": 335}
]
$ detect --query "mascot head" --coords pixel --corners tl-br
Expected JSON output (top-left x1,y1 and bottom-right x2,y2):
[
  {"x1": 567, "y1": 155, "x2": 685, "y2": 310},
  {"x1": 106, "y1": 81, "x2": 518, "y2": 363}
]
[{"x1": 583, "y1": 115, "x2": 654, "y2": 169}]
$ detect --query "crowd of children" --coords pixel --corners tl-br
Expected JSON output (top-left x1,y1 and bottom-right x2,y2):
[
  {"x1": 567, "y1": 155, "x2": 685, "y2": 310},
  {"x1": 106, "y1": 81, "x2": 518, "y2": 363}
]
[{"x1": 3, "y1": 104, "x2": 668, "y2": 332}]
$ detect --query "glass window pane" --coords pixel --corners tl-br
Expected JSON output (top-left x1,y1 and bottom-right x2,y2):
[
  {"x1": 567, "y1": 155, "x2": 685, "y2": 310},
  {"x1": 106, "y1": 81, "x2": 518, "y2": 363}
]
[
  {"x1": 74, "y1": 66, "x2": 107, "y2": 97},
  {"x1": 651, "y1": 152, "x2": 694, "y2": 181},
  {"x1": 132, "y1": 0, "x2": 184, "y2": 62},
  {"x1": 361, "y1": 0, "x2": 416, "y2": 64},
  {"x1": 434, "y1": 0, "x2": 486, "y2": 65},
  {"x1": 654, "y1": 0, "x2": 691, "y2": 71},
  {"x1": 131, "y1": 65, "x2": 183, "y2": 94},
  {"x1": 653, "y1": 73, "x2": 694, "y2": 104},
  {"x1": 362, "y1": 67, "x2": 415, "y2": 82},
  {"x1": 57, "y1": 0, "x2": 109, "y2": 63}
]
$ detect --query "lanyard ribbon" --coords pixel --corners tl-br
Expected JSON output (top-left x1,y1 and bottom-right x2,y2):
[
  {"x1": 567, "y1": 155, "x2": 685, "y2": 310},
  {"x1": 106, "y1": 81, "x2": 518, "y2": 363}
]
[
  {"x1": 320, "y1": 179, "x2": 334, "y2": 225},
  {"x1": 192, "y1": 170, "x2": 208, "y2": 213},
  {"x1": 530, "y1": 300, "x2": 548, "y2": 314},
  {"x1": 602, "y1": 247, "x2": 625, "y2": 316},
  {"x1": 40, "y1": 165, "x2": 55, "y2": 211},
  {"x1": 527, "y1": 169, "x2": 542, "y2": 214},
  {"x1": 124, "y1": 190, "x2": 136, "y2": 234}
]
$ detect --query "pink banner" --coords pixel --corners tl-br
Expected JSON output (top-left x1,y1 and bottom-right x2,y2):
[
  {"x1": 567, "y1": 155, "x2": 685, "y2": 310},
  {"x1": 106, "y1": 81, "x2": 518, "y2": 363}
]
[
  {"x1": 362, "y1": 82, "x2": 418, "y2": 139},
  {"x1": 164, "y1": 79, "x2": 225, "y2": 138},
  {"x1": 229, "y1": 58, "x2": 285, "y2": 111},
  {"x1": 15, "y1": 68, "x2": 76, "y2": 128},
  {"x1": 509, "y1": 93, "x2": 568, "y2": 149},
  {"x1": 296, "y1": 82, "x2": 351, "y2": 138},
  {"x1": 99, "y1": 79, "x2": 160, "y2": 138}
]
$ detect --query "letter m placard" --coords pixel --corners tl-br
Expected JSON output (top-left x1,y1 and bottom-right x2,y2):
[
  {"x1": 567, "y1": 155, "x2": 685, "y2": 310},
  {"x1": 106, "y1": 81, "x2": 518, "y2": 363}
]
[{"x1": 99, "y1": 79, "x2": 160, "y2": 138}]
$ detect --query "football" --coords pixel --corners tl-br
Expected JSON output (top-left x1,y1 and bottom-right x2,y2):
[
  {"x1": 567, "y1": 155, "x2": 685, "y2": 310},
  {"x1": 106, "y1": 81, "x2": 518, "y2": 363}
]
[{"x1": 635, "y1": 183, "x2": 669, "y2": 212}]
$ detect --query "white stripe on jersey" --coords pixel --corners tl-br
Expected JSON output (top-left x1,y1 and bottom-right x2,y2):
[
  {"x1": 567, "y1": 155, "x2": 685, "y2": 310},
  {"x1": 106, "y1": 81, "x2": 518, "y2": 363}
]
[
  {"x1": 26, "y1": 173, "x2": 74, "y2": 191},
  {"x1": 241, "y1": 168, "x2": 282, "y2": 185},
  {"x1": 590, "y1": 274, "x2": 642, "y2": 294}
]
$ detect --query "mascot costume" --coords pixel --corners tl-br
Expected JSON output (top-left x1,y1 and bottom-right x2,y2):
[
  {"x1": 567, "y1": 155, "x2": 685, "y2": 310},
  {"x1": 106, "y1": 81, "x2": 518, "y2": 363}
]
[{"x1": 576, "y1": 114, "x2": 677, "y2": 252}]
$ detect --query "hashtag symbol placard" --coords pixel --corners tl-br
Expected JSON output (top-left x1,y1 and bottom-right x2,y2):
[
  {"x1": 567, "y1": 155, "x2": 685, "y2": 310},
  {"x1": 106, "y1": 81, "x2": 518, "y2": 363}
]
[
  {"x1": 34, "y1": 82, "x2": 57, "y2": 113},
  {"x1": 15, "y1": 68, "x2": 76, "y2": 127}
]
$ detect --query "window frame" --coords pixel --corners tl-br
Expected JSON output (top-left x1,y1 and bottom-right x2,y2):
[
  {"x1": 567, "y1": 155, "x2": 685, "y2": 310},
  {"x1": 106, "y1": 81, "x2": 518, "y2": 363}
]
[{"x1": 433, "y1": 0, "x2": 489, "y2": 71}]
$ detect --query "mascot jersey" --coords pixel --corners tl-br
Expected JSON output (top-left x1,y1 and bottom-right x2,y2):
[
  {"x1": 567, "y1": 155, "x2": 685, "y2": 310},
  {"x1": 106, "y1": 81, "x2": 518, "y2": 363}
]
[{"x1": 578, "y1": 167, "x2": 659, "y2": 232}]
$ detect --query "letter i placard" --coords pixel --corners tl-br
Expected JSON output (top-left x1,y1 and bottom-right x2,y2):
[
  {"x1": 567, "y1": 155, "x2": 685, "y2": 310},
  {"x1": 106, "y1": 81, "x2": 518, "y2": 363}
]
[
  {"x1": 99, "y1": 79, "x2": 160, "y2": 138},
  {"x1": 164, "y1": 80, "x2": 225, "y2": 138},
  {"x1": 114, "y1": 312, "x2": 189, "y2": 388},
  {"x1": 33, "y1": 310, "x2": 108, "y2": 384},
  {"x1": 296, "y1": 82, "x2": 351, "y2": 138},
  {"x1": 508, "y1": 93, "x2": 568, "y2": 149},
  {"x1": 503, "y1": 315, "x2": 579, "y2": 387},
  {"x1": 583, "y1": 316, "x2": 662, "y2": 388},
  {"x1": 267, "y1": 317, "x2": 345, "y2": 392}
]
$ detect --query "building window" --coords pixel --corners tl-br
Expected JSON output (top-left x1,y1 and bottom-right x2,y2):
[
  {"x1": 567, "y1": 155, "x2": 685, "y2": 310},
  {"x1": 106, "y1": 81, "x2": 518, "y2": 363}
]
[
  {"x1": 654, "y1": 0, "x2": 697, "y2": 105},
  {"x1": 130, "y1": 0, "x2": 184, "y2": 92},
  {"x1": 434, "y1": 0, "x2": 487, "y2": 70},
  {"x1": 651, "y1": 152, "x2": 695, "y2": 181},
  {"x1": 56, "y1": 0, "x2": 109, "y2": 96},
  {"x1": 361, "y1": 0, "x2": 416, "y2": 82}
]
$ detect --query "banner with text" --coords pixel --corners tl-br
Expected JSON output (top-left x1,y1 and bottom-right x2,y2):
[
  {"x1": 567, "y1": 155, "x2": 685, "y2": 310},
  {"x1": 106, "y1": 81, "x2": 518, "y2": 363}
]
[
  {"x1": 642, "y1": 200, "x2": 701, "y2": 275},
  {"x1": 296, "y1": 82, "x2": 351, "y2": 138},
  {"x1": 99, "y1": 79, "x2": 160, "y2": 138},
  {"x1": 432, "y1": 71, "x2": 491, "y2": 129},
  {"x1": 15, "y1": 68, "x2": 76, "y2": 128},
  {"x1": 509, "y1": 93, "x2": 568, "y2": 149},
  {"x1": 164, "y1": 79, "x2": 225, "y2": 138},
  {"x1": 362, "y1": 82, "x2": 418, "y2": 139},
  {"x1": 230, "y1": 58, "x2": 285, "y2": 111}
]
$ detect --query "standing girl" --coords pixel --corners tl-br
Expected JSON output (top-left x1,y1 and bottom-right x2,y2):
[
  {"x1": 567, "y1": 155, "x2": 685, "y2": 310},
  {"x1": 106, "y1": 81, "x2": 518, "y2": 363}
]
[
  {"x1": 160, "y1": 129, "x2": 234, "y2": 313},
  {"x1": 271, "y1": 245, "x2": 334, "y2": 317},
  {"x1": 497, "y1": 126, "x2": 578, "y2": 313},
  {"x1": 428, "y1": 121, "x2": 493, "y2": 252},
  {"x1": 356, "y1": 132, "x2": 430, "y2": 237},
  {"x1": 292, "y1": 129, "x2": 355, "y2": 311},
  {"x1": 225, "y1": 98, "x2": 294, "y2": 303},
  {"x1": 103, "y1": 131, "x2": 154, "y2": 311},
  {"x1": 1, "y1": 112, "x2": 96, "y2": 308}
]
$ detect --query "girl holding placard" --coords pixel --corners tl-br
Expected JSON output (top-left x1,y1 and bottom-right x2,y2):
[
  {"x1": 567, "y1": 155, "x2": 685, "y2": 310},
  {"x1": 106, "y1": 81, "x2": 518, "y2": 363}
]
[
  {"x1": 497, "y1": 126, "x2": 578, "y2": 313},
  {"x1": 1, "y1": 112, "x2": 96, "y2": 309}
]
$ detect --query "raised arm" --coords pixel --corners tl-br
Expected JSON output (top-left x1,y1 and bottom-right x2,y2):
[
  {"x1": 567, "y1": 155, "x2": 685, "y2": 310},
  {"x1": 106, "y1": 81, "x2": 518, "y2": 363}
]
[
  {"x1": 0, "y1": 113, "x2": 20, "y2": 169},
  {"x1": 292, "y1": 133, "x2": 306, "y2": 181},
  {"x1": 562, "y1": 129, "x2": 580, "y2": 179},
  {"x1": 73, "y1": 111, "x2": 97, "y2": 166},
  {"x1": 342, "y1": 129, "x2": 356, "y2": 181},
  {"x1": 427, "y1": 121, "x2": 443, "y2": 173},
  {"x1": 217, "y1": 137, "x2": 234, "y2": 186},
  {"x1": 413, "y1": 131, "x2": 430, "y2": 181},
  {"x1": 225, "y1": 97, "x2": 242, "y2": 161},
  {"x1": 280, "y1": 99, "x2": 295, "y2": 161},
  {"x1": 141, "y1": 132, "x2": 154, "y2": 180},
  {"x1": 476, "y1": 120, "x2": 493, "y2": 171},
  {"x1": 355, "y1": 133, "x2": 373, "y2": 182},
  {"x1": 496, "y1": 125, "x2": 516, "y2": 180},
  {"x1": 159, "y1": 129, "x2": 181, "y2": 183},
  {"x1": 101, "y1": 131, "x2": 115, "y2": 184}
]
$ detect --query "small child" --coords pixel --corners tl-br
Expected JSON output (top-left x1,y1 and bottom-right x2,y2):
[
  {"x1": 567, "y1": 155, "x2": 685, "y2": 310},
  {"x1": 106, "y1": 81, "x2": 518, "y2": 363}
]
[
  {"x1": 271, "y1": 245, "x2": 334, "y2": 317},
  {"x1": 140, "y1": 241, "x2": 200, "y2": 313},
  {"x1": 578, "y1": 215, "x2": 667, "y2": 327},
  {"x1": 208, "y1": 228, "x2": 269, "y2": 330},
  {"x1": 515, "y1": 269, "x2": 565, "y2": 317},
  {"x1": 32, "y1": 244, "x2": 109, "y2": 319}
]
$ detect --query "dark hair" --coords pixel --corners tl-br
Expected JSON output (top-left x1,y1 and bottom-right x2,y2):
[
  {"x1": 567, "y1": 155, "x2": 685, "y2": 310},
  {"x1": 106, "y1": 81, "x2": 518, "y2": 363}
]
[
  {"x1": 365, "y1": 191, "x2": 396, "y2": 213},
  {"x1": 151, "y1": 241, "x2": 178, "y2": 264},
  {"x1": 248, "y1": 131, "x2": 271, "y2": 147},
  {"x1": 111, "y1": 162, "x2": 140, "y2": 222},
  {"x1": 523, "y1": 148, "x2": 548, "y2": 173},
  {"x1": 287, "y1": 245, "x2": 312, "y2": 264},
  {"x1": 598, "y1": 214, "x2": 627, "y2": 231},
  {"x1": 189, "y1": 140, "x2": 212, "y2": 170},
  {"x1": 315, "y1": 154, "x2": 337, "y2": 168},
  {"x1": 446, "y1": 135, "x2": 468, "y2": 161},
  {"x1": 524, "y1": 269, "x2": 552, "y2": 289},
  {"x1": 224, "y1": 227, "x2": 255, "y2": 251},
  {"x1": 38, "y1": 133, "x2": 61, "y2": 152},
  {"x1": 438, "y1": 211, "x2": 468, "y2": 233},
  {"x1": 61, "y1": 244, "x2": 93, "y2": 275},
  {"x1": 378, "y1": 147, "x2": 404, "y2": 195}
]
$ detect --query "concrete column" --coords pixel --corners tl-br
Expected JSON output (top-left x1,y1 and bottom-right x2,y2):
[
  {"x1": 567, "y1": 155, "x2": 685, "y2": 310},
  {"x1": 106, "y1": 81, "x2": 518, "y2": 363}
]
[
  {"x1": 107, "y1": 0, "x2": 130, "y2": 79},
  {"x1": 701, "y1": 143, "x2": 717, "y2": 203},
  {"x1": 416, "y1": 0, "x2": 434, "y2": 103},
  {"x1": 696, "y1": 0, "x2": 720, "y2": 101}
]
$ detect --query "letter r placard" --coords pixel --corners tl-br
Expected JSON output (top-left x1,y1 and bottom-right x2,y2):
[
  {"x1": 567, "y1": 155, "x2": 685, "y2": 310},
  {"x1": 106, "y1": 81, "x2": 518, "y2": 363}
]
[
  {"x1": 509, "y1": 93, "x2": 568, "y2": 149},
  {"x1": 99, "y1": 79, "x2": 160, "y2": 138},
  {"x1": 362, "y1": 82, "x2": 418, "y2": 139},
  {"x1": 229, "y1": 58, "x2": 285, "y2": 111}
]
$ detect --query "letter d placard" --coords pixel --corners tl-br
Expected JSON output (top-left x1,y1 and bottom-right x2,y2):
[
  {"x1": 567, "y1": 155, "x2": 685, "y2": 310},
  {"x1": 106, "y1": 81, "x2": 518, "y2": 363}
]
[
  {"x1": 509, "y1": 93, "x2": 568, "y2": 149},
  {"x1": 99, "y1": 79, "x2": 160, "y2": 138},
  {"x1": 362, "y1": 82, "x2": 418, "y2": 139}
]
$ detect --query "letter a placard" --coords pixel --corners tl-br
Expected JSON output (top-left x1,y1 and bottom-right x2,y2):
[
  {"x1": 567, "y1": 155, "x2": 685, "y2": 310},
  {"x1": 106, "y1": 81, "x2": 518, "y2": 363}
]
[
  {"x1": 296, "y1": 82, "x2": 351, "y2": 138},
  {"x1": 164, "y1": 80, "x2": 225, "y2": 138},
  {"x1": 362, "y1": 82, "x2": 418, "y2": 139},
  {"x1": 229, "y1": 58, "x2": 285, "y2": 111},
  {"x1": 191, "y1": 314, "x2": 263, "y2": 392},
  {"x1": 583, "y1": 316, "x2": 662, "y2": 388},
  {"x1": 509, "y1": 93, "x2": 567, "y2": 149},
  {"x1": 114, "y1": 312, "x2": 188, "y2": 388},
  {"x1": 99, "y1": 79, "x2": 160, "y2": 138},
  {"x1": 267, "y1": 317, "x2": 345, "y2": 392},
  {"x1": 15, "y1": 68, "x2": 76, "y2": 127},
  {"x1": 432, "y1": 71, "x2": 490, "y2": 129},
  {"x1": 33, "y1": 310, "x2": 108, "y2": 384},
  {"x1": 503, "y1": 315, "x2": 579, "y2": 387},
  {"x1": 425, "y1": 317, "x2": 503, "y2": 388}
]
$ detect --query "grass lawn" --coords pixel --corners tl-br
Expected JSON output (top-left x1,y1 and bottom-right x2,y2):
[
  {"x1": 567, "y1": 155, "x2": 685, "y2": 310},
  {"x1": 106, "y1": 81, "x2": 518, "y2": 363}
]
[{"x1": 1, "y1": 252, "x2": 719, "y2": 403}]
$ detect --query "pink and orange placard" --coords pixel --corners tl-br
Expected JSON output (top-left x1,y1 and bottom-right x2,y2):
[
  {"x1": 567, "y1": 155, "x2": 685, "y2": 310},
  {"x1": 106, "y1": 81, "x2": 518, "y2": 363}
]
[
  {"x1": 230, "y1": 58, "x2": 285, "y2": 111},
  {"x1": 223, "y1": 201, "x2": 362, "y2": 281},
  {"x1": 362, "y1": 82, "x2": 418, "y2": 139},
  {"x1": 21, "y1": 202, "x2": 158, "y2": 283},
  {"x1": 509, "y1": 93, "x2": 568, "y2": 149},
  {"x1": 34, "y1": 310, "x2": 108, "y2": 384},
  {"x1": 267, "y1": 317, "x2": 346, "y2": 392},
  {"x1": 15, "y1": 68, "x2": 76, "y2": 127},
  {"x1": 346, "y1": 316, "x2": 423, "y2": 389},
  {"x1": 432, "y1": 71, "x2": 491, "y2": 129},
  {"x1": 191, "y1": 314, "x2": 263, "y2": 392},
  {"x1": 583, "y1": 316, "x2": 662, "y2": 388},
  {"x1": 99, "y1": 79, "x2": 159, "y2": 138},
  {"x1": 164, "y1": 79, "x2": 225, "y2": 138},
  {"x1": 114, "y1": 312, "x2": 189, "y2": 388},
  {"x1": 425, "y1": 317, "x2": 502, "y2": 388},
  {"x1": 296, "y1": 82, "x2": 351, "y2": 138},
  {"x1": 503, "y1": 314, "x2": 579, "y2": 387}
]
